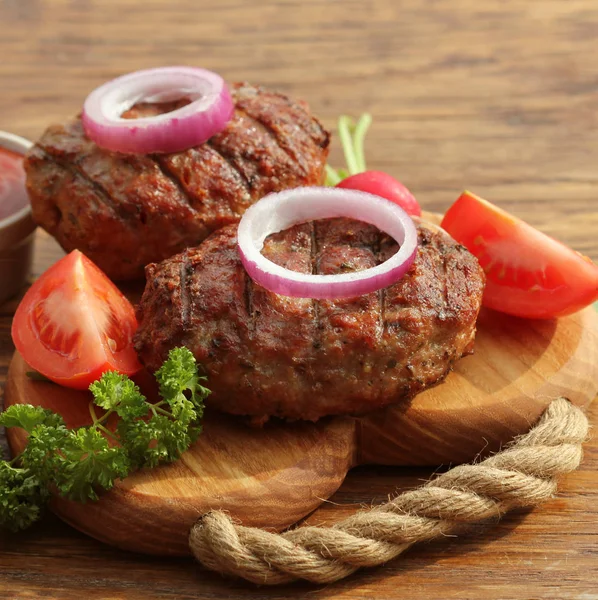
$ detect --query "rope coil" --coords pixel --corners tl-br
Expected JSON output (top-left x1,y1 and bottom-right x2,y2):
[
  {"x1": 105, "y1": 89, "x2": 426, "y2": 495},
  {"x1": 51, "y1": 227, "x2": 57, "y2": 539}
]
[{"x1": 189, "y1": 398, "x2": 589, "y2": 585}]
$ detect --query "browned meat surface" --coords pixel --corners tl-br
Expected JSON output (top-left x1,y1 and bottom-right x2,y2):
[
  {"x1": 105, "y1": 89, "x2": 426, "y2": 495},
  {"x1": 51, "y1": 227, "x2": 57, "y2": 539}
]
[
  {"x1": 134, "y1": 218, "x2": 485, "y2": 421},
  {"x1": 25, "y1": 83, "x2": 330, "y2": 280}
]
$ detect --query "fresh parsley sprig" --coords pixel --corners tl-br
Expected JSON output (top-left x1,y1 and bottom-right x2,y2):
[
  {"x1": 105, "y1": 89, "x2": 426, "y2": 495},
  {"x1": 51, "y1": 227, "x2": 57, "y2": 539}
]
[{"x1": 0, "y1": 347, "x2": 210, "y2": 532}]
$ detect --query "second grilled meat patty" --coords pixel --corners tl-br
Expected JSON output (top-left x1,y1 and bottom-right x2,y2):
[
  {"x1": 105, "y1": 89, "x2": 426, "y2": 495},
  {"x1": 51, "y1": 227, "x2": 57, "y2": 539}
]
[
  {"x1": 25, "y1": 82, "x2": 330, "y2": 280},
  {"x1": 135, "y1": 218, "x2": 485, "y2": 422}
]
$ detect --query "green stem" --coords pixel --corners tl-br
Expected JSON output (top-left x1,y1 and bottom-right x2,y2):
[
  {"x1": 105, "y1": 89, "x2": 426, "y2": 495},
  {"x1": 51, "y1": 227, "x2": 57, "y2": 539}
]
[
  {"x1": 325, "y1": 164, "x2": 342, "y2": 186},
  {"x1": 353, "y1": 113, "x2": 372, "y2": 173},
  {"x1": 155, "y1": 406, "x2": 173, "y2": 418},
  {"x1": 89, "y1": 402, "x2": 118, "y2": 441},
  {"x1": 25, "y1": 370, "x2": 52, "y2": 382},
  {"x1": 88, "y1": 401, "x2": 113, "y2": 427},
  {"x1": 88, "y1": 401, "x2": 98, "y2": 425},
  {"x1": 148, "y1": 400, "x2": 163, "y2": 416},
  {"x1": 96, "y1": 423, "x2": 118, "y2": 442},
  {"x1": 338, "y1": 116, "x2": 360, "y2": 176},
  {"x1": 8, "y1": 454, "x2": 22, "y2": 467}
]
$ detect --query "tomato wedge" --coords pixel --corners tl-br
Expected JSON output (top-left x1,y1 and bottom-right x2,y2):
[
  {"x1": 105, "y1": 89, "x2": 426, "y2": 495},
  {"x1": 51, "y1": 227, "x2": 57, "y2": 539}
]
[
  {"x1": 441, "y1": 191, "x2": 598, "y2": 319},
  {"x1": 12, "y1": 250, "x2": 141, "y2": 389}
]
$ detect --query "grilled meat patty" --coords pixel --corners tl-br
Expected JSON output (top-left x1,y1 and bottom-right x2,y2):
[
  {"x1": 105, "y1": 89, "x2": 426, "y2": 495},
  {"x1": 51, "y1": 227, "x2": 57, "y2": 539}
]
[
  {"x1": 135, "y1": 218, "x2": 485, "y2": 421},
  {"x1": 25, "y1": 83, "x2": 330, "y2": 280}
]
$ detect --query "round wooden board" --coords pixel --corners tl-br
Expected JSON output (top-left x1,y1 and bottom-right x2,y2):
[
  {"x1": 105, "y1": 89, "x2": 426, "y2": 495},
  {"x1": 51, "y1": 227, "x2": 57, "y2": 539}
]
[
  {"x1": 357, "y1": 305, "x2": 598, "y2": 465},
  {"x1": 5, "y1": 304, "x2": 598, "y2": 555},
  {"x1": 5, "y1": 353, "x2": 355, "y2": 555}
]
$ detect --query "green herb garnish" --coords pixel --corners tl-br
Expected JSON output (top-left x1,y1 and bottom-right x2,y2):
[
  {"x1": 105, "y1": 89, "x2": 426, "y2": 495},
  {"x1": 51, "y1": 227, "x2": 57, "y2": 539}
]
[
  {"x1": 325, "y1": 113, "x2": 372, "y2": 186},
  {"x1": 25, "y1": 370, "x2": 52, "y2": 382},
  {"x1": 0, "y1": 347, "x2": 209, "y2": 532}
]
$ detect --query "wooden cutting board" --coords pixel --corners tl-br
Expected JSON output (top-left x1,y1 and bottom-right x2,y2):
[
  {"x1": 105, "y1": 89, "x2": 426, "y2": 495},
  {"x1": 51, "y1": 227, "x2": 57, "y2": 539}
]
[{"x1": 5, "y1": 304, "x2": 598, "y2": 556}]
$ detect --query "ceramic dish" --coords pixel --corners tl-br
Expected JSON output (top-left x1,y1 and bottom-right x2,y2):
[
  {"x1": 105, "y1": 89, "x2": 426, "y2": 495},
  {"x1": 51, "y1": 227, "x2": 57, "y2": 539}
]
[{"x1": 0, "y1": 131, "x2": 35, "y2": 304}]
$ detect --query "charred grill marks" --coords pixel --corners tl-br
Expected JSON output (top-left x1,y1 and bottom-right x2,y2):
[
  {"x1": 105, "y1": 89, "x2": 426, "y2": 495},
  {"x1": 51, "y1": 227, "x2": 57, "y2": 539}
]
[
  {"x1": 244, "y1": 271, "x2": 255, "y2": 335},
  {"x1": 377, "y1": 231, "x2": 387, "y2": 344},
  {"x1": 179, "y1": 252, "x2": 192, "y2": 332},
  {"x1": 206, "y1": 139, "x2": 254, "y2": 194},
  {"x1": 35, "y1": 144, "x2": 122, "y2": 219},
  {"x1": 152, "y1": 155, "x2": 196, "y2": 211},
  {"x1": 441, "y1": 250, "x2": 450, "y2": 320},
  {"x1": 134, "y1": 220, "x2": 485, "y2": 421},
  {"x1": 237, "y1": 106, "x2": 308, "y2": 177},
  {"x1": 310, "y1": 221, "x2": 322, "y2": 349},
  {"x1": 273, "y1": 91, "x2": 330, "y2": 149},
  {"x1": 25, "y1": 82, "x2": 330, "y2": 281}
]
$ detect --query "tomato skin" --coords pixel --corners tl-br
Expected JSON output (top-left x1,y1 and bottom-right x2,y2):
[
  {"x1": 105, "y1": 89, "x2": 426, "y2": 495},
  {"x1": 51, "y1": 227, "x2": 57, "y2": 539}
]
[
  {"x1": 11, "y1": 250, "x2": 141, "y2": 389},
  {"x1": 441, "y1": 191, "x2": 598, "y2": 319},
  {"x1": 337, "y1": 171, "x2": 422, "y2": 216}
]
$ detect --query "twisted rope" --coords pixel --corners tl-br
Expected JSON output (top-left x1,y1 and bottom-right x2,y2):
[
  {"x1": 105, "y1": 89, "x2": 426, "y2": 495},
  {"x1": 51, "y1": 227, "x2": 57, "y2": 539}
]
[{"x1": 189, "y1": 398, "x2": 589, "y2": 585}]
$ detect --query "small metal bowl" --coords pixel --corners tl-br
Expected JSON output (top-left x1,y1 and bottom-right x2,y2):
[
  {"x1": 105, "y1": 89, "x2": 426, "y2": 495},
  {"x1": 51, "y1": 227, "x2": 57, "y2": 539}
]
[{"x1": 0, "y1": 131, "x2": 35, "y2": 305}]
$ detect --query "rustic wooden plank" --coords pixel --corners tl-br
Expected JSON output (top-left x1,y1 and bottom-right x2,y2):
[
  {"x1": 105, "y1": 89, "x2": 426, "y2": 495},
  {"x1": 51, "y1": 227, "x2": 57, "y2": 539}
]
[{"x1": 1, "y1": 0, "x2": 597, "y2": 597}]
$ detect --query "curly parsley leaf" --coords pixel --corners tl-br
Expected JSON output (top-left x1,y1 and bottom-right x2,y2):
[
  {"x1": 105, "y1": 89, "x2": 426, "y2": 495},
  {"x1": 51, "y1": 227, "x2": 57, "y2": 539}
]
[
  {"x1": 155, "y1": 346, "x2": 209, "y2": 422},
  {"x1": 55, "y1": 428, "x2": 130, "y2": 502},
  {"x1": 0, "y1": 404, "x2": 64, "y2": 432},
  {"x1": 118, "y1": 415, "x2": 199, "y2": 470},
  {"x1": 0, "y1": 346, "x2": 209, "y2": 532},
  {"x1": 19, "y1": 422, "x2": 70, "y2": 483},
  {"x1": 0, "y1": 463, "x2": 47, "y2": 532},
  {"x1": 89, "y1": 372, "x2": 148, "y2": 420}
]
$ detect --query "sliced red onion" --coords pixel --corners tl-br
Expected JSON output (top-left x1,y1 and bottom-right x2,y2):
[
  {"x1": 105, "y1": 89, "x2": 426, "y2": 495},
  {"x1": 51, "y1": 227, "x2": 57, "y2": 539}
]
[
  {"x1": 82, "y1": 66, "x2": 234, "y2": 154},
  {"x1": 237, "y1": 187, "x2": 418, "y2": 299}
]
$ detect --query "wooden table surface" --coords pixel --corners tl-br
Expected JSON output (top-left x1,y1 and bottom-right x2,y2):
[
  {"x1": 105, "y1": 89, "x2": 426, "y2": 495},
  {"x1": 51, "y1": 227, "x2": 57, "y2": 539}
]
[{"x1": 1, "y1": 1, "x2": 598, "y2": 598}]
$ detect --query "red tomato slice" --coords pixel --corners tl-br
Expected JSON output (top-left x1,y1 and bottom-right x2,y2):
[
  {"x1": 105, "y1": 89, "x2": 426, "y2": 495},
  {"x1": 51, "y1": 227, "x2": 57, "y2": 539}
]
[
  {"x1": 441, "y1": 191, "x2": 598, "y2": 319},
  {"x1": 12, "y1": 250, "x2": 141, "y2": 389}
]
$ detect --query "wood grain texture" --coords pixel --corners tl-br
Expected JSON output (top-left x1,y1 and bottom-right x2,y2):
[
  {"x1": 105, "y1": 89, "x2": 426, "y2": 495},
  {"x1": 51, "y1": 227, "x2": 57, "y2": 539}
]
[
  {"x1": 5, "y1": 300, "x2": 597, "y2": 554},
  {"x1": 1, "y1": 0, "x2": 598, "y2": 597},
  {"x1": 358, "y1": 305, "x2": 598, "y2": 465},
  {"x1": 5, "y1": 351, "x2": 356, "y2": 555}
]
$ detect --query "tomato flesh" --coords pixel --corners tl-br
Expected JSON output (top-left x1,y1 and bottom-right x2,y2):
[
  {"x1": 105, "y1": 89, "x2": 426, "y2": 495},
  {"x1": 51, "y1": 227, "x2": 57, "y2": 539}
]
[
  {"x1": 441, "y1": 191, "x2": 598, "y2": 319},
  {"x1": 337, "y1": 171, "x2": 422, "y2": 216},
  {"x1": 12, "y1": 250, "x2": 141, "y2": 389}
]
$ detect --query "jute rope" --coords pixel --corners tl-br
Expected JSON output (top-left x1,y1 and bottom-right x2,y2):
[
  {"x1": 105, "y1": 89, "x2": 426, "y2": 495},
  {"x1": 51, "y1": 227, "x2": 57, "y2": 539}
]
[{"x1": 189, "y1": 398, "x2": 589, "y2": 585}]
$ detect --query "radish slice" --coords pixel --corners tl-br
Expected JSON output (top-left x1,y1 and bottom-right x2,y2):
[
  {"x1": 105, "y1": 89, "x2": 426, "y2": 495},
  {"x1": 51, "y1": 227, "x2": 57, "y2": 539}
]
[
  {"x1": 237, "y1": 187, "x2": 418, "y2": 299},
  {"x1": 82, "y1": 66, "x2": 233, "y2": 154}
]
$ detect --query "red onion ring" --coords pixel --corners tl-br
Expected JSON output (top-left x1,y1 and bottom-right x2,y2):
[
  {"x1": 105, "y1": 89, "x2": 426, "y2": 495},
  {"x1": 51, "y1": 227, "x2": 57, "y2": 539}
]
[
  {"x1": 82, "y1": 66, "x2": 233, "y2": 154},
  {"x1": 237, "y1": 187, "x2": 418, "y2": 299}
]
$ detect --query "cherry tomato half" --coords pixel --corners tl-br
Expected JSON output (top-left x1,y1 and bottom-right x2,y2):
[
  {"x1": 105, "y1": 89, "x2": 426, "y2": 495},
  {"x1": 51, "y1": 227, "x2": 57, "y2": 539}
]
[
  {"x1": 12, "y1": 250, "x2": 141, "y2": 389},
  {"x1": 337, "y1": 171, "x2": 422, "y2": 216},
  {"x1": 441, "y1": 191, "x2": 598, "y2": 319}
]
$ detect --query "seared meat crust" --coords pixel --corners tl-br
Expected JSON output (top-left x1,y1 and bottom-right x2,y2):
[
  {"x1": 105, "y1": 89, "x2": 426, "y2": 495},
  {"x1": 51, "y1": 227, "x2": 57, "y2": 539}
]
[
  {"x1": 134, "y1": 218, "x2": 485, "y2": 421},
  {"x1": 25, "y1": 83, "x2": 330, "y2": 280}
]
